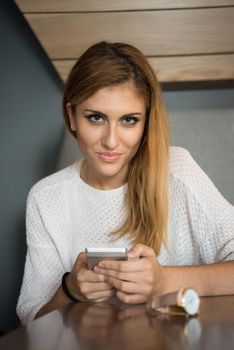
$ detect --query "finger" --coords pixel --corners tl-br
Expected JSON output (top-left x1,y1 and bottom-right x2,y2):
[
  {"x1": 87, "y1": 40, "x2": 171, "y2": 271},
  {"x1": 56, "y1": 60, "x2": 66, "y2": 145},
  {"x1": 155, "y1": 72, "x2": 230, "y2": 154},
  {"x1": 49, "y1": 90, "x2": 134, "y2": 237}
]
[
  {"x1": 78, "y1": 268, "x2": 106, "y2": 283},
  {"x1": 116, "y1": 291, "x2": 147, "y2": 304},
  {"x1": 75, "y1": 252, "x2": 88, "y2": 267},
  {"x1": 80, "y1": 281, "x2": 114, "y2": 295},
  {"x1": 95, "y1": 297, "x2": 115, "y2": 303},
  {"x1": 98, "y1": 257, "x2": 151, "y2": 273},
  {"x1": 85, "y1": 289, "x2": 116, "y2": 301},
  {"x1": 127, "y1": 243, "x2": 156, "y2": 260},
  {"x1": 94, "y1": 266, "x2": 150, "y2": 284},
  {"x1": 105, "y1": 277, "x2": 150, "y2": 295}
]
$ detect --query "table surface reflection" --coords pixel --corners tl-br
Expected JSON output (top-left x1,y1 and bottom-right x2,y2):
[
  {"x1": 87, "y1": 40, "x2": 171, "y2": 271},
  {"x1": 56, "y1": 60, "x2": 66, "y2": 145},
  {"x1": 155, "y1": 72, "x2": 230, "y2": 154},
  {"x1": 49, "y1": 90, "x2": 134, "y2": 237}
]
[{"x1": 1, "y1": 295, "x2": 234, "y2": 350}]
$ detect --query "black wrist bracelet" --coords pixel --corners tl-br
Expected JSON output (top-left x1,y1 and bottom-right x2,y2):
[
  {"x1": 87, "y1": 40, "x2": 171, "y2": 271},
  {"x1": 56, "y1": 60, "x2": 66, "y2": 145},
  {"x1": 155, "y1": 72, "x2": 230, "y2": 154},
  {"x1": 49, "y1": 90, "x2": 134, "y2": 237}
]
[{"x1": 62, "y1": 272, "x2": 80, "y2": 303}]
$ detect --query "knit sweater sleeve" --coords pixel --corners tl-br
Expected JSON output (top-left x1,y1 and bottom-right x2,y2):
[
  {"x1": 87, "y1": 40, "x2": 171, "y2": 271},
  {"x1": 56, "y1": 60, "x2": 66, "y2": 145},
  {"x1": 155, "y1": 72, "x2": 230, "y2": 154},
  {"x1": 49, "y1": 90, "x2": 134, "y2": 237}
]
[
  {"x1": 170, "y1": 147, "x2": 234, "y2": 264},
  {"x1": 16, "y1": 189, "x2": 65, "y2": 324}
]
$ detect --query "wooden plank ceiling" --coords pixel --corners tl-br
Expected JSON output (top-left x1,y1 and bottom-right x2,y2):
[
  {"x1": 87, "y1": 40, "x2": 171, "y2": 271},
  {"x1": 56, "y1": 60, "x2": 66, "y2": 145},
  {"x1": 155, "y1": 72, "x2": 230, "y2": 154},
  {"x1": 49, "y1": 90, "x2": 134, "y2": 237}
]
[{"x1": 16, "y1": 0, "x2": 234, "y2": 85}]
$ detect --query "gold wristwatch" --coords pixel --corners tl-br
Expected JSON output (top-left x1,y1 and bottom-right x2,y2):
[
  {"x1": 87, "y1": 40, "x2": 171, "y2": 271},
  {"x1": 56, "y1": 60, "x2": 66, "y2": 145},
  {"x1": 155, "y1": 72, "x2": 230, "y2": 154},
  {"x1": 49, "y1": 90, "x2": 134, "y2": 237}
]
[{"x1": 147, "y1": 288, "x2": 200, "y2": 316}]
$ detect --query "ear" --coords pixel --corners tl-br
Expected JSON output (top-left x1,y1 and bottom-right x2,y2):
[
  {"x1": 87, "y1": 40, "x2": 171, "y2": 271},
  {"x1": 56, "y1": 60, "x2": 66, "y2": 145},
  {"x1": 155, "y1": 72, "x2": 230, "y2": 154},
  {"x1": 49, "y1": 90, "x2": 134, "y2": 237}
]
[{"x1": 66, "y1": 102, "x2": 77, "y2": 132}]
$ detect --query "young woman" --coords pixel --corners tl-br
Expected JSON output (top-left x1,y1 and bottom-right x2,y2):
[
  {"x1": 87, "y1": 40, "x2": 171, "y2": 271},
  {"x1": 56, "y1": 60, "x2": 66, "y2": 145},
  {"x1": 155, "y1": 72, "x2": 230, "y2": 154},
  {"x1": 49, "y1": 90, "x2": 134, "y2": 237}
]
[{"x1": 17, "y1": 41, "x2": 234, "y2": 324}]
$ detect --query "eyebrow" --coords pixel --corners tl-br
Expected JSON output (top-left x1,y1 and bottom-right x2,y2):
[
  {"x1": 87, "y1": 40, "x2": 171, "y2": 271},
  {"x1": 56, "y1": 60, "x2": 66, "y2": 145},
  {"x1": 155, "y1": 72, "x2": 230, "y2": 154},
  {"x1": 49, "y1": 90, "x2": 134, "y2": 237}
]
[{"x1": 84, "y1": 109, "x2": 143, "y2": 118}]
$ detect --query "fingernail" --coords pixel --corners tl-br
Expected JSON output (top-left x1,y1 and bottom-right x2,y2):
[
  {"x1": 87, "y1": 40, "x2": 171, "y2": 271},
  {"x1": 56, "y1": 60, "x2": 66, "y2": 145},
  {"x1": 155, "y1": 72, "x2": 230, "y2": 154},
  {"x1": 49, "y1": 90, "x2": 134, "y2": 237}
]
[{"x1": 127, "y1": 251, "x2": 135, "y2": 258}]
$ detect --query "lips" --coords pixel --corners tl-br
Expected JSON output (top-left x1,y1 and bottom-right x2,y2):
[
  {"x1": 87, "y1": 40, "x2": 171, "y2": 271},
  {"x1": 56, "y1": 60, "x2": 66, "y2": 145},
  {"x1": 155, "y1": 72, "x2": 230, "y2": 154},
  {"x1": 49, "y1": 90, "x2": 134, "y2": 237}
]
[{"x1": 97, "y1": 152, "x2": 122, "y2": 162}]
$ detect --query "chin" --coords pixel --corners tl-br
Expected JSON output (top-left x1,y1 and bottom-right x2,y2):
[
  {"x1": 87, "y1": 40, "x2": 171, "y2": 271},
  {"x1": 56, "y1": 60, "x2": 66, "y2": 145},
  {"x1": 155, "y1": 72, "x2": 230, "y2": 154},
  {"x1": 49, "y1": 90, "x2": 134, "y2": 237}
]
[
  {"x1": 96, "y1": 162, "x2": 127, "y2": 179},
  {"x1": 97, "y1": 166, "x2": 123, "y2": 178}
]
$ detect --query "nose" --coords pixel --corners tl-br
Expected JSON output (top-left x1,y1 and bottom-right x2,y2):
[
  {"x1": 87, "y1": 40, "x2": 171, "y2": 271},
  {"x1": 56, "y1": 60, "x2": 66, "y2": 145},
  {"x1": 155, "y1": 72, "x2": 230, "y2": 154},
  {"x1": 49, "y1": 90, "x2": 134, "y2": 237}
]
[{"x1": 101, "y1": 123, "x2": 120, "y2": 150}]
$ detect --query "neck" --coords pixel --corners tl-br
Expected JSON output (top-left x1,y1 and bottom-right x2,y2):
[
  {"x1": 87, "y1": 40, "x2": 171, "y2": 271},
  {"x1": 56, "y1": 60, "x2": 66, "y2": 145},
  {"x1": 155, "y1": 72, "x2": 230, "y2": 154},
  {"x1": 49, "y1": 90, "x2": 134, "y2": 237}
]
[{"x1": 80, "y1": 160, "x2": 127, "y2": 190}]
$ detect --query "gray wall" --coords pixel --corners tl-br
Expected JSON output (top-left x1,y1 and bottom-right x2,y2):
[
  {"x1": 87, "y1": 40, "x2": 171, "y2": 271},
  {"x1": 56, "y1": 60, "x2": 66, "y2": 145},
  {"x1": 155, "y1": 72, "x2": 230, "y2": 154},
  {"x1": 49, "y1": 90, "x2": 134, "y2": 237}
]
[
  {"x1": 0, "y1": 1, "x2": 233, "y2": 333},
  {"x1": 0, "y1": 1, "x2": 63, "y2": 333},
  {"x1": 163, "y1": 74, "x2": 234, "y2": 206},
  {"x1": 165, "y1": 99, "x2": 234, "y2": 205}
]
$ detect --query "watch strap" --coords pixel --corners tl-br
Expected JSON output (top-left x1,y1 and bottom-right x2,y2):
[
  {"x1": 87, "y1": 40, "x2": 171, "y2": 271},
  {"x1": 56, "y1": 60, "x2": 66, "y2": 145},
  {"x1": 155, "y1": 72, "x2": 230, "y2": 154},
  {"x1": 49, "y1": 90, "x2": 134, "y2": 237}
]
[{"x1": 159, "y1": 290, "x2": 181, "y2": 307}]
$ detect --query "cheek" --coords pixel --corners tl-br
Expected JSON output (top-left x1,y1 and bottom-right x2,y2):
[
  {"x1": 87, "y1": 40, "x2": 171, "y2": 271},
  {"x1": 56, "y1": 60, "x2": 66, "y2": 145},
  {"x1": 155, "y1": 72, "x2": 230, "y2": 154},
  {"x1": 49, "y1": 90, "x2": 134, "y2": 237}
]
[
  {"x1": 123, "y1": 126, "x2": 145, "y2": 149},
  {"x1": 76, "y1": 126, "x2": 102, "y2": 149}
]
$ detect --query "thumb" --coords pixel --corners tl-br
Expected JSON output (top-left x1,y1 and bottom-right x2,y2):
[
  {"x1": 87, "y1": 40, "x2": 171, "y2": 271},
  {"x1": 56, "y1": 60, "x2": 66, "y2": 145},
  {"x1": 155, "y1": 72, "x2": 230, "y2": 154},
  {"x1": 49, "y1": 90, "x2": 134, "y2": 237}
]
[
  {"x1": 127, "y1": 243, "x2": 156, "y2": 259},
  {"x1": 76, "y1": 252, "x2": 88, "y2": 268}
]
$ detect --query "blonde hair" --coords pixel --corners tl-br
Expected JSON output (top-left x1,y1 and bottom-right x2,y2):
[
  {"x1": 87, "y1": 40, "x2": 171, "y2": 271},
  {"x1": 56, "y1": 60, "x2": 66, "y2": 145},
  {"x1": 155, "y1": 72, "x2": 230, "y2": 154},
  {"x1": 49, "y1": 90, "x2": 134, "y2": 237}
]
[{"x1": 63, "y1": 41, "x2": 170, "y2": 254}]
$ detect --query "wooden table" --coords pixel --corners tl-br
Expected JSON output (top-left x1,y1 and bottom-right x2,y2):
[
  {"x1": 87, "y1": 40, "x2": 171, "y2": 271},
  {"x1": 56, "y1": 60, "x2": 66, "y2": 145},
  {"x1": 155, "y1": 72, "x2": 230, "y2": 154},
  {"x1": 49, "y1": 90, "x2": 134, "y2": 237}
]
[{"x1": 1, "y1": 295, "x2": 234, "y2": 350}]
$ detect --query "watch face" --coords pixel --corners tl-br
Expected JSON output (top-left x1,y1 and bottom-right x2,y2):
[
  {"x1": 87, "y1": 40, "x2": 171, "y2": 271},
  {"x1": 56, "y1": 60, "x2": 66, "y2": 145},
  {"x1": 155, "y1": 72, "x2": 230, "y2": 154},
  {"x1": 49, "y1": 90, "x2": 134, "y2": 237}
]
[{"x1": 183, "y1": 289, "x2": 200, "y2": 315}]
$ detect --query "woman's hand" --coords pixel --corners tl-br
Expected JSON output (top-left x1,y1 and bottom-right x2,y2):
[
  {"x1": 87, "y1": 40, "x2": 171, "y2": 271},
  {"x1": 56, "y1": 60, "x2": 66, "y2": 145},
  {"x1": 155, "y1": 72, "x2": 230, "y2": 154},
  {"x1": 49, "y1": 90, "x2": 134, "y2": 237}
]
[
  {"x1": 66, "y1": 252, "x2": 116, "y2": 302},
  {"x1": 94, "y1": 243, "x2": 166, "y2": 303}
]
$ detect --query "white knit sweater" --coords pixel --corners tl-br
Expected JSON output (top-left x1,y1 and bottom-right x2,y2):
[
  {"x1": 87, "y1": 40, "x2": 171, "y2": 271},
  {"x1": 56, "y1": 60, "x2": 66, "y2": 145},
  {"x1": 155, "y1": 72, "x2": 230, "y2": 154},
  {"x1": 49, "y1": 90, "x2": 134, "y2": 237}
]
[{"x1": 16, "y1": 147, "x2": 234, "y2": 324}]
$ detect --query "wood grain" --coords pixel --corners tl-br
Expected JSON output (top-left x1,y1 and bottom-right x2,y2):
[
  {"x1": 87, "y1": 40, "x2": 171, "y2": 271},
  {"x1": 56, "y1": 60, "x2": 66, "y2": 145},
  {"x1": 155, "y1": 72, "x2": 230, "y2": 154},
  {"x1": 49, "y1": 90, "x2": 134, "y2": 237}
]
[
  {"x1": 15, "y1": 1, "x2": 234, "y2": 84},
  {"x1": 1, "y1": 296, "x2": 234, "y2": 350},
  {"x1": 53, "y1": 54, "x2": 234, "y2": 83},
  {"x1": 24, "y1": 8, "x2": 234, "y2": 59},
  {"x1": 16, "y1": 0, "x2": 234, "y2": 12}
]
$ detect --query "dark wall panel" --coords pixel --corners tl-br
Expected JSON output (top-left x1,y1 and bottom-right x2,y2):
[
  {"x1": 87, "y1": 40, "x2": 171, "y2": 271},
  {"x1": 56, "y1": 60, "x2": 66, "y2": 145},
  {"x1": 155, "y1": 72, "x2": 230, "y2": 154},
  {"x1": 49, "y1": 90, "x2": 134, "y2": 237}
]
[{"x1": 0, "y1": 1, "x2": 63, "y2": 332}]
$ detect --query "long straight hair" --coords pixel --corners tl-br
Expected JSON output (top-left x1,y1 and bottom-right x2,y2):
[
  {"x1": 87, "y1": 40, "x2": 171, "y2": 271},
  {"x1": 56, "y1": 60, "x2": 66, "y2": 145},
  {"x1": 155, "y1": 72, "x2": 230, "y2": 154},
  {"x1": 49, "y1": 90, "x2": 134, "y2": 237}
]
[{"x1": 63, "y1": 41, "x2": 170, "y2": 254}]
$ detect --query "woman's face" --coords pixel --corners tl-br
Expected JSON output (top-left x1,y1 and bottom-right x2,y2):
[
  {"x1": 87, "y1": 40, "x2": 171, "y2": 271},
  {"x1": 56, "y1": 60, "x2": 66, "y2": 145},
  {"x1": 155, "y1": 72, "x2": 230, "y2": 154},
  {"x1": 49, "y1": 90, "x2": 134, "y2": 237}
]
[{"x1": 67, "y1": 82, "x2": 146, "y2": 190}]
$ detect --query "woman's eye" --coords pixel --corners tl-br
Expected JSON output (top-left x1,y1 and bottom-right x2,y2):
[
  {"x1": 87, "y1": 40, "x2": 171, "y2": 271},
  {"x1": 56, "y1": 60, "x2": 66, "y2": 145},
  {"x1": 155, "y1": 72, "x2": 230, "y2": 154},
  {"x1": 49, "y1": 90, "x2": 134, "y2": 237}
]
[
  {"x1": 86, "y1": 114, "x2": 104, "y2": 124},
  {"x1": 122, "y1": 116, "x2": 138, "y2": 126}
]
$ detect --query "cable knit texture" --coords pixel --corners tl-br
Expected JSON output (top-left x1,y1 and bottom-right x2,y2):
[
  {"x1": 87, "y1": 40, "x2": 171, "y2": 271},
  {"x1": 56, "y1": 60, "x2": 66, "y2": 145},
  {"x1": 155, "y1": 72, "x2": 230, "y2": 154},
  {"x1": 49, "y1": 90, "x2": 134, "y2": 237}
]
[{"x1": 16, "y1": 147, "x2": 234, "y2": 324}]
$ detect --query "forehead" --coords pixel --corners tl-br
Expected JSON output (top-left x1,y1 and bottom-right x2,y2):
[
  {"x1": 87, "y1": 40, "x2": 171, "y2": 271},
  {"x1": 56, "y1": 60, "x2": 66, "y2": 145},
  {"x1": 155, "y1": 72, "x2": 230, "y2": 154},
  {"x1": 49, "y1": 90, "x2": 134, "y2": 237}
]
[{"x1": 79, "y1": 82, "x2": 146, "y2": 113}]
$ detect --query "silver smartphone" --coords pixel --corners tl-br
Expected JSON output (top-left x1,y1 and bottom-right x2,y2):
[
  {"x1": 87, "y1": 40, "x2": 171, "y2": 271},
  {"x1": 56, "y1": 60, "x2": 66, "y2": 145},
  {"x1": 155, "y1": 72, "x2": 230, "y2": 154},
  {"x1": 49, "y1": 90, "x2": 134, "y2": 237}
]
[{"x1": 85, "y1": 247, "x2": 128, "y2": 270}]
